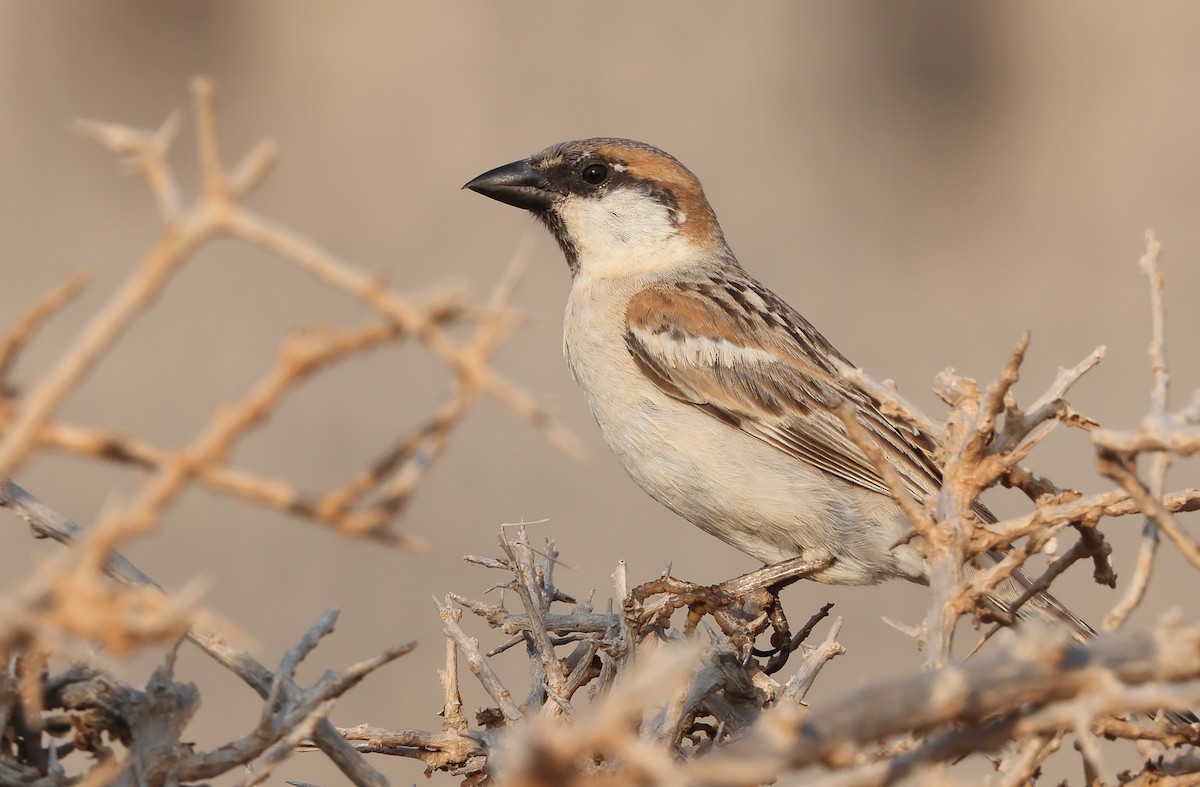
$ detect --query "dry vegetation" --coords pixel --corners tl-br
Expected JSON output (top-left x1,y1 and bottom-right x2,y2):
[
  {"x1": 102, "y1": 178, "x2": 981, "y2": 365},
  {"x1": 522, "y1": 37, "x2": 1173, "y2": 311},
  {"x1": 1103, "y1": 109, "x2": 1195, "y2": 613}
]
[{"x1": 1, "y1": 81, "x2": 1198, "y2": 786}]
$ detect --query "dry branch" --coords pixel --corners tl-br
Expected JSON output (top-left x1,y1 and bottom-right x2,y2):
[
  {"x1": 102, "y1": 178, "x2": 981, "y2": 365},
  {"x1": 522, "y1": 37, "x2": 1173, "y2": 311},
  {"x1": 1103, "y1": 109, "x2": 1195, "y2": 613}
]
[
  {"x1": 3, "y1": 80, "x2": 1199, "y2": 787},
  {"x1": 336, "y1": 524, "x2": 847, "y2": 784},
  {"x1": 342, "y1": 521, "x2": 1197, "y2": 787},
  {"x1": 1095, "y1": 232, "x2": 1200, "y2": 633},
  {"x1": 683, "y1": 621, "x2": 1200, "y2": 785},
  {"x1": 0, "y1": 271, "x2": 90, "y2": 396},
  {"x1": 1, "y1": 478, "x2": 403, "y2": 787},
  {"x1": 2, "y1": 76, "x2": 576, "y2": 550},
  {"x1": 1, "y1": 79, "x2": 574, "y2": 786}
]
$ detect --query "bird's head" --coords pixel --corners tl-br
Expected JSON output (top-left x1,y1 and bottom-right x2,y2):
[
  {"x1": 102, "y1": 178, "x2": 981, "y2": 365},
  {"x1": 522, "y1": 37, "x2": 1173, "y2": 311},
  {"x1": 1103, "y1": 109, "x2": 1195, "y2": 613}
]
[{"x1": 465, "y1": 138, "x2": 729, "y2": 279}]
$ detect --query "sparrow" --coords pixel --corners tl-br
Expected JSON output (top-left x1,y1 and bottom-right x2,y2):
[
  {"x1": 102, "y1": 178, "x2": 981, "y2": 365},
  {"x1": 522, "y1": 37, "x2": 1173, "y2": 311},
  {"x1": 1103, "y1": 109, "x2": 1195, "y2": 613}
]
[{"x1": 464, "y1": 137, "x2": 1086, "y2": 637}]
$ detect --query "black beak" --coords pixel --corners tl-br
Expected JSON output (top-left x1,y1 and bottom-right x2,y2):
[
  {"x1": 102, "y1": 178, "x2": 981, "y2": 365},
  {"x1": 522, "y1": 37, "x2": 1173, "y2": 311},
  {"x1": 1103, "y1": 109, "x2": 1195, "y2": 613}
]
[{"x1": 463, "y1": 158, "x2": 553, "y2": 211}]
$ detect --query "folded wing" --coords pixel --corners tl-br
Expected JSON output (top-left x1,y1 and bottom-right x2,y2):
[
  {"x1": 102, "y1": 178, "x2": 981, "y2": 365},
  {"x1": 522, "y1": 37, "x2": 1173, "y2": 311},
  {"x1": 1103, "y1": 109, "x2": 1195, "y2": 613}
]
[{"x1": 623, "y1": 281, "x2": 943, "y2": 503}]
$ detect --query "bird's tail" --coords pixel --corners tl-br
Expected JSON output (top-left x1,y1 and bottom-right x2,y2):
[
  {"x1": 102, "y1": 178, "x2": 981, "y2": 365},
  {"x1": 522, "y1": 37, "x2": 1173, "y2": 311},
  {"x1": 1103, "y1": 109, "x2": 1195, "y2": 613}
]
[
  {"x1": 986, "y1": 561, "x2": 1094, "y2": 642},
  {"x1": 984, "y1": 558, "x2": 1197, "y2": 727}
]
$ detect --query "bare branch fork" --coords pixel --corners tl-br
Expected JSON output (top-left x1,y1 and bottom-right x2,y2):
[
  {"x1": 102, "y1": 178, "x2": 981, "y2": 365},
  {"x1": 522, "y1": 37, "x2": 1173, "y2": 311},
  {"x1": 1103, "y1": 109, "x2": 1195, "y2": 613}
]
[
  {"x1": 0, "y1": 79, "x2": 574, "y2": 786},
  {"x1": 681, "y1": 619, "x2": 1200, "y2": 787},
  {"x1": 294, "y1": 227, "x2": 1197, "y2": 784},
  {"x1": 3, "y1": 77, "x2": 1198, "y2": 787},
  {"x1": 335, "y1": 524, "x2": 845, "y2": 783},
  {"x1": 0, "y1": 478, "x2": 412, "y2": 786},
  {"x1": 0, "y1": 76, "x2": 577, "y2": 548},
  {"x1": 336, "y1": 520, "x2": 1198, "y2": 787},
  {"x1": 831, "y1": 238, "x2": 1198, "y2": 672},
  {"x1": 1097, "y1": 232, "x2": 1200, "y2": 631}
]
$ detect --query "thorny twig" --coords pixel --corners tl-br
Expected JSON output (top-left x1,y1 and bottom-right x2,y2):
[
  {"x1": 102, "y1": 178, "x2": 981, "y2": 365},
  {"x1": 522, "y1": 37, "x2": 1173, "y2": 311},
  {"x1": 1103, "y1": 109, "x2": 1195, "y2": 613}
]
[
  {"x1": 1, "y1": 77, "x2": 577, "y2": 549},
  {"x1": 4, "y1": 78, "x2": 1198, "y2": 787},
  {"x1": 343, "y1": 230, "x2": 1195, "y2": 786},
  {"x1": 1096, "y1": 233, "x2": 1200, "y2": 633},
  {"x1": 334, "y1": 525, "x2": 845, "y2": 783},
  {"x1": 0, "y1": 79, "x2": 572, "y2": 786},
  {"x1": 0, "y1": 478, "x2": 405, "y2": 787}
]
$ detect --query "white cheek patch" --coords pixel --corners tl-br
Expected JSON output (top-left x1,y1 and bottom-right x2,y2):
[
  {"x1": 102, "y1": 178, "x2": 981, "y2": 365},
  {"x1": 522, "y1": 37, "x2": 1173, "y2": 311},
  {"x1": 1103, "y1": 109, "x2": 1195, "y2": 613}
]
[
  {"x1": 560, "y1": 190, "x2": 697, "y2": 279},
  {"x1": 564, "y1": 190, "x2": 676, "y2": 247}
]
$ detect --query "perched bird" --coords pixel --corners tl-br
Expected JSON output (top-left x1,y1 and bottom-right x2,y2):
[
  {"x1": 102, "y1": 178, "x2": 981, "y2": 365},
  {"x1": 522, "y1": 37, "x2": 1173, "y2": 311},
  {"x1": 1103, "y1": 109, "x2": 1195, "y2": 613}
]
[{"x1": 464, "y1": 138, "x2": 1082, "y2": 635}]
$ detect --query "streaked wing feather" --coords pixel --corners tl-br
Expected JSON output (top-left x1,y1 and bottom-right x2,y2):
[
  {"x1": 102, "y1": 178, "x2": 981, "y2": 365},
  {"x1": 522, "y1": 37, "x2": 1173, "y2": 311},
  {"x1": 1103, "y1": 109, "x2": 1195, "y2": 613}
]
[{"x1": 624, "y1": 281, "x2": 944, "y2": 502}]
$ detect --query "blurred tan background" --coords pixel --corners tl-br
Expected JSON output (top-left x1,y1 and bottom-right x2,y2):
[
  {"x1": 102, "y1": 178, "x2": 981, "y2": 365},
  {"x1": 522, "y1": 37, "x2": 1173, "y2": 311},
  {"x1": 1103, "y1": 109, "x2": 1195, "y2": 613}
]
[{"x1": 2, "y1": 3, "x2": 1199, "y2": 784}]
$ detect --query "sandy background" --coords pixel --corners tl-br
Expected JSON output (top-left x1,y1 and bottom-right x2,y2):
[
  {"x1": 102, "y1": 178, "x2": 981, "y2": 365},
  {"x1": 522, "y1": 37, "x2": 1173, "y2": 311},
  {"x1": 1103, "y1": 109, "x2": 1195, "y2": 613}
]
[{"x1": 2, "y1": 3, "x2": 1199, "y2": 784}]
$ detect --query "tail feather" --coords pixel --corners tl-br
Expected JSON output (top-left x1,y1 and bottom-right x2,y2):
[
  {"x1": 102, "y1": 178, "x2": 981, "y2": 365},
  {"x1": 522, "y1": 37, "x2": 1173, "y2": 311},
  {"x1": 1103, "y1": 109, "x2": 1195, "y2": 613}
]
[
  {"x1": 966, "y1": 502, "x2": 1195, "y2": 726},
  {"x1": 987, "y1": 560, "x2": 1095, "y2": 643},
  {"x1": 984, "y1": 557, "x2": 1197, "y2": 727}
]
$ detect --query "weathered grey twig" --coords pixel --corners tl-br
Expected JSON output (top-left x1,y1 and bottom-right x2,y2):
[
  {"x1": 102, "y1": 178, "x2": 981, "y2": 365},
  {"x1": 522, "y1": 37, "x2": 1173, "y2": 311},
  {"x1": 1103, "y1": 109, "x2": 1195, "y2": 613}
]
[
  {"x1": 683, "y1": 621, "x2": 1200, "y2": 785},
  {"x1": 0, "y1": 478, "x2": 393, "y2": 787},
  {"x1": 782, "y1": 616, "x2": 845, "y2": 704},
  {"x1": 1100, "y1": 455, "x2": 1200, "y2": 572},
  {"x1": 434, "y1": 595, "x2": 522, "y2": 723},
  {"x1": 497, "y1": 526, "x2": 572, "y2": 715},
  {"x1": 1102, "y1": 231, "x2": 1174, "y2": 630}
]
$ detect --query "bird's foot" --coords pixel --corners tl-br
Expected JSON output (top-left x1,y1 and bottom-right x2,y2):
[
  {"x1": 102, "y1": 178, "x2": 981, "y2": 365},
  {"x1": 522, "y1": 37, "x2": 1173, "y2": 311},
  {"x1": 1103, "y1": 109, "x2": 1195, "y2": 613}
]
[{"x1": 628, "y1": 554, "x2": 834, "y2": 674}]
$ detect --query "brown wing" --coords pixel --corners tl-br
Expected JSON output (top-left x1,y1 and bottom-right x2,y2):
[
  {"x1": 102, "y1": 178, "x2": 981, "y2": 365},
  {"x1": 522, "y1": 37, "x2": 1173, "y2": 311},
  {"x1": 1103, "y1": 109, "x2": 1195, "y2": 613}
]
[{"x1": 623, "y1": 281, "x2": 944, "y2": 502}]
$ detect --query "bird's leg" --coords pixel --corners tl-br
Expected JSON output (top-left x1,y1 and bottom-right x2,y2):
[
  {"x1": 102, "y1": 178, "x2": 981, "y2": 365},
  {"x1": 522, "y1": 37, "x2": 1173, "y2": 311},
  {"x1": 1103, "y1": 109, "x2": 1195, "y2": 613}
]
[
  {"x1": 714, "y1": 554, "x2": 834, "y2": 597},
  {"x1": 756, "y1": 601, "x2": 837, "y2": 674},
  {"x1": 716, "y1": 556, "x2": 834, "y2": 673}
]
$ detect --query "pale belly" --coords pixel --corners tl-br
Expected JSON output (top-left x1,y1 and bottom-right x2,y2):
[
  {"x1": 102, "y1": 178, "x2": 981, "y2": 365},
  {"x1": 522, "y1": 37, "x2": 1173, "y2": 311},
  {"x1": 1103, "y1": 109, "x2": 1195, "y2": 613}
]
[
  {"x1": 591, "y1": 386, "x2": 925, "y2": 585},
  {"x1": 563, "y1": 282, "x2": 927, "y2": 586}
]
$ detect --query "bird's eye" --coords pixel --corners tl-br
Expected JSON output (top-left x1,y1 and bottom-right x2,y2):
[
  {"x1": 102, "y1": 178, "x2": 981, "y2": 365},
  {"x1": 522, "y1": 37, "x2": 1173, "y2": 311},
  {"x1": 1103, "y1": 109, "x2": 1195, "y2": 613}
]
[{"x1": 580, "y1": 162, "x2": 609, "y2": 185}]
